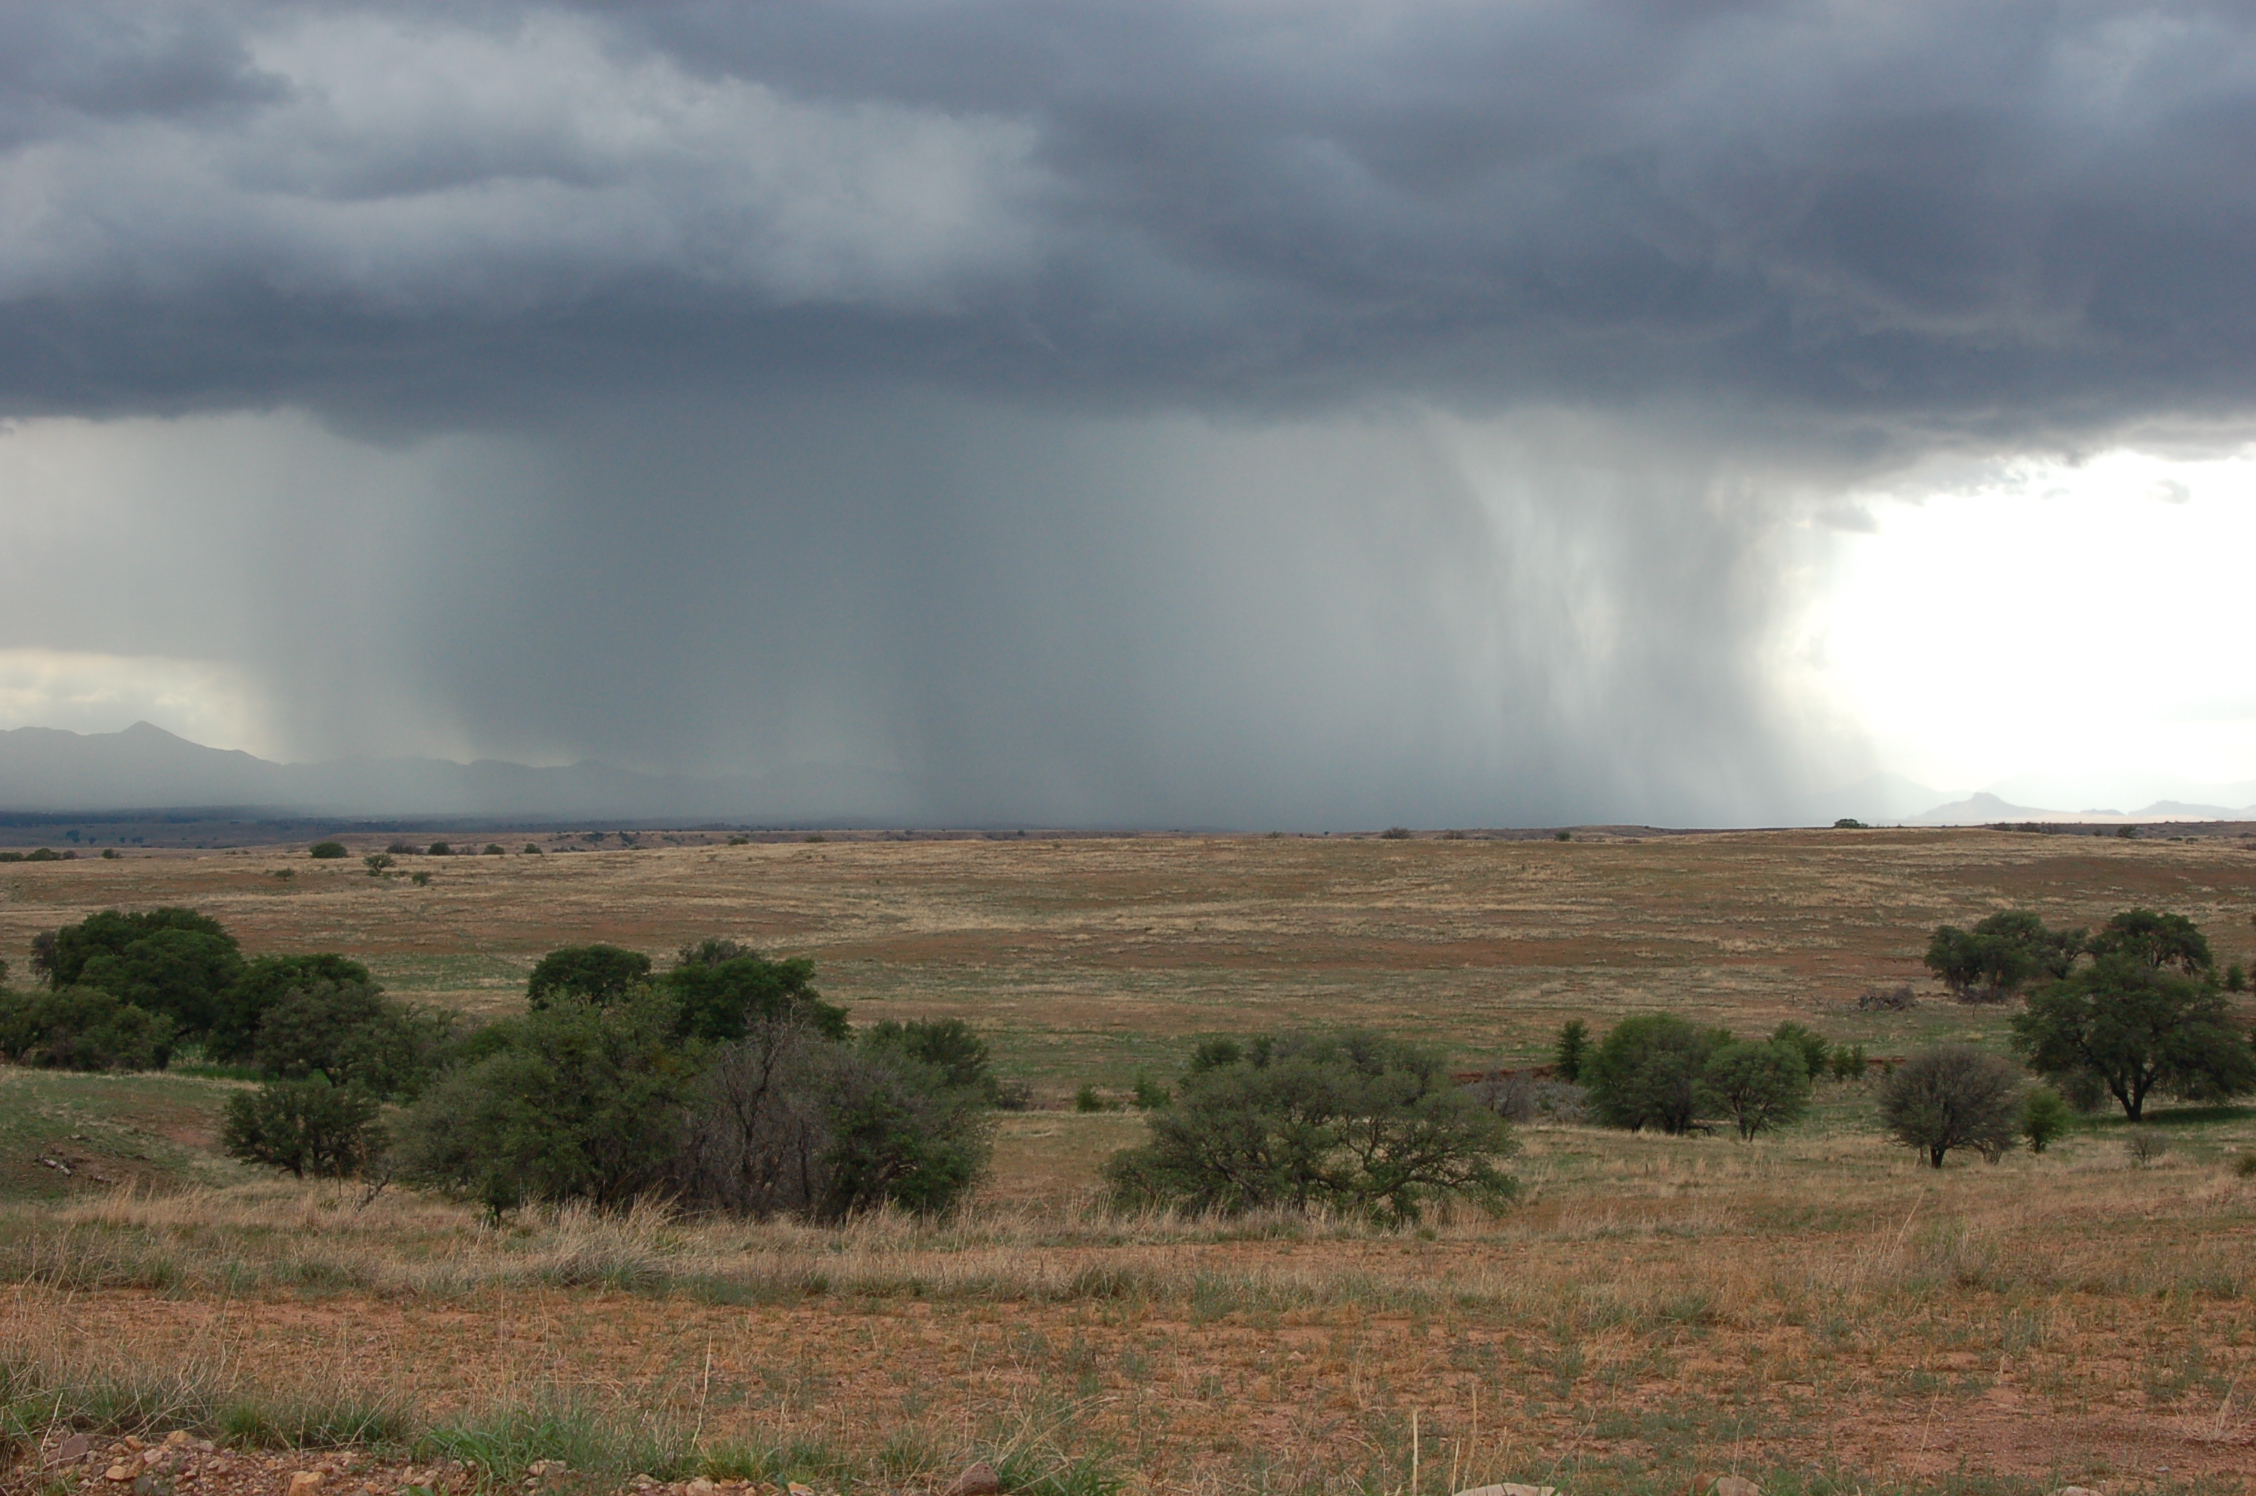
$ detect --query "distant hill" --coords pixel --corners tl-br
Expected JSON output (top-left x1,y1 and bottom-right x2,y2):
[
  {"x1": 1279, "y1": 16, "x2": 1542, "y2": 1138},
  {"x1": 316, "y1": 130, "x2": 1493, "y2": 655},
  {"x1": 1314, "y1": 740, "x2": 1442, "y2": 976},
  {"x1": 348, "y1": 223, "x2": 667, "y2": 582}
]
[
  {"x1": 1904, "y1": 790, "x2": 2256, "y2": 825},
  {"x1": 1814, "y1": 772, "x2": 1960, "y2": 825},
  {"x1": 0, "y1": 723, "x2": 916, "y2": 823},
  {"x1": 1905, "y1": 791, "x2": 2066, "y2": 825}
]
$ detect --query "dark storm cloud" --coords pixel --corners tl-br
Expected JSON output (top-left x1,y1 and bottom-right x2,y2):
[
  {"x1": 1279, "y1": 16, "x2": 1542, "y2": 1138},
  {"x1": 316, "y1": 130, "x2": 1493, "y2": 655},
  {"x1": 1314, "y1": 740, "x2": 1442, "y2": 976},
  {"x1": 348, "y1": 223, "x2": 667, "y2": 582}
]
[
  {"x1": 2, "y1": 0, "x2": 2251, "y2": 431},
  {"x1": 2, "y1": 2, "x2": 2251, "y2": 826}
]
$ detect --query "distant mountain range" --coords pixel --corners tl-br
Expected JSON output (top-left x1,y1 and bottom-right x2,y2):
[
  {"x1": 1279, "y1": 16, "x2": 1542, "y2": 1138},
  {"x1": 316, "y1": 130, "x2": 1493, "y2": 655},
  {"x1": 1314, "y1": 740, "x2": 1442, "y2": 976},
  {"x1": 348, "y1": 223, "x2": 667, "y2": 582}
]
[
  {"x1": 0, "y1": 722, "x2": 918, "y2": 824},
  {"x1": 1898, "y1": 792, "x2": 2256, "y2": 826},
  {"x1": 0, "y1": 722, "x2": 2249, "y2": 828}
]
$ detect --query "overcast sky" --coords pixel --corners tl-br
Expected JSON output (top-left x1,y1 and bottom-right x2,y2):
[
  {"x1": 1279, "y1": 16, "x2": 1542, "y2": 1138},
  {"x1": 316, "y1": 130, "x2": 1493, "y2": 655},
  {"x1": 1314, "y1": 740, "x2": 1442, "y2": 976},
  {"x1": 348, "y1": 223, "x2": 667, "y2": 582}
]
[{"x1": 2, "y1": 1, "x2": 2252, "y2": 825}]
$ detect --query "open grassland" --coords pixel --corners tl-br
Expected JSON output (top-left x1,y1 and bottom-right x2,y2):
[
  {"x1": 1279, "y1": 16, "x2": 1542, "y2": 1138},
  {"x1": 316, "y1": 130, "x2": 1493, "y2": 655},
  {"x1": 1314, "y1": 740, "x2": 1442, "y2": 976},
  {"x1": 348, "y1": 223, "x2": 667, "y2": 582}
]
[
  {"x1": 6, "y1": 829, "x2": 2256, "y2": 1094},
  {"x1": 0, "y1": 830, "x2": 2254, "y2": 1495}
]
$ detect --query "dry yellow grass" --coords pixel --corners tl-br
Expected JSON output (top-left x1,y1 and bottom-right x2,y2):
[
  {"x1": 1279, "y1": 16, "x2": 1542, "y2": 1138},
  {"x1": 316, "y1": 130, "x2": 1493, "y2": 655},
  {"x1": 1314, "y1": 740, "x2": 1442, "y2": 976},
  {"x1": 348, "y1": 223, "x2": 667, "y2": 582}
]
[
  {"x1": 3, "y1": 1107, "x2": 2253, "y2": 1493},
  {"x1": 6, "y1": 828, "x2": 2254, "y2": 1093}
]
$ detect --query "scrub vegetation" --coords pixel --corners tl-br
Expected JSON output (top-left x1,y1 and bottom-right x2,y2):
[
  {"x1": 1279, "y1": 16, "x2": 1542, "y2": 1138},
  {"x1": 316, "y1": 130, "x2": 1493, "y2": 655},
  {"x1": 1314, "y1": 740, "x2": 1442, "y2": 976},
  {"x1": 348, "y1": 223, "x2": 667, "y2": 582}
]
[{"x1": 0, "y1": 828, "x2": 2250, "y2": 1495}]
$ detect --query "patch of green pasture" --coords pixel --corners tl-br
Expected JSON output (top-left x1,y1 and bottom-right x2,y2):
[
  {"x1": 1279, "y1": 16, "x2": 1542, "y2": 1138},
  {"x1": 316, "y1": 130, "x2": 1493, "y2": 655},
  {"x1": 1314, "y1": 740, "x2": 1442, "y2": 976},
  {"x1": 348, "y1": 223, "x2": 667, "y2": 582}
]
[{"x1": 0, "y1": 1068, "x2": 237, "y2": 1200}]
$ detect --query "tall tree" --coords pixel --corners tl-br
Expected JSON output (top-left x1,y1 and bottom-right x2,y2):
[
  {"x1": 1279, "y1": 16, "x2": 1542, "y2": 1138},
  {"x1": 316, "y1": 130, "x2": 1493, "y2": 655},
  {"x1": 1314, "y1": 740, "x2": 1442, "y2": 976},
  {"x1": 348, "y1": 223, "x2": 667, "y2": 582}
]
[
  {"x1": 1923, "y1": 910, "x2": 2081, "y2": 1003},
  {"x1": 2086, "y1": 909, "x2": 2213, "y2": 978},
  {"x1": 2011, "y1": 954, "x2": 2254, "y2": 1119}
]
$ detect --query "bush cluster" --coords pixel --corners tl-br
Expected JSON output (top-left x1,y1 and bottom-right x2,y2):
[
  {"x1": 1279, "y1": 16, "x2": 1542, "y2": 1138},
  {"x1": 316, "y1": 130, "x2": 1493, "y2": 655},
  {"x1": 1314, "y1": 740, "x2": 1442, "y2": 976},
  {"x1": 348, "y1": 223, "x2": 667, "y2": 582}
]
[
  {"x1": 1918, "y1": 904, "x2": 2256, "y2": 1122},
  {"x1": 1579, "y1": 1015, "x2": 1825, "y2": 1138},
  {"x1": 1878, "y1": 1046, "x2": 2023, "y2": 1167},
  {"x1": 1103, "y1": 1031, "x2": 1519, "y2": 1225},
  {"x1": 2, "y1": 912, "x2": 998, "y2": 1224},
  {"x1": 393, "y1": 958, "x2": 994, "y2": 1221}
]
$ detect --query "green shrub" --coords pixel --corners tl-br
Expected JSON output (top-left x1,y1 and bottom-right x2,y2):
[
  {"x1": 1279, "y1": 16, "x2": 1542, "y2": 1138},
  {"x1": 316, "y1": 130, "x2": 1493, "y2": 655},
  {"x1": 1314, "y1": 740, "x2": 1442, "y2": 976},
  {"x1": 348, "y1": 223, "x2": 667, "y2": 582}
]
[
  {"x1": 1129, "y1": 1073, "x2": 1172, "y2": 1110},
  {"x1": 308, "y1": 841, "x2": 349, "y2": 859},
  {"x1": 363, "y1": 853, "x2": 393, "y2": 875},
  {"x1": 250, "y1": 979, "x2": 452, "y2": 1100},
  {"x1": 1552, "y1": 1019, "x2": 1590, "y2": 1082},
  {"x1": 1584, "y1": 1014, "x2": 1730, "y2": 1134},
  {"x1": 1923, "y1": 910, "x2": 2082, "y2": 1002},
  {"x1": 1103, "y1": 1030, "x2": 1518, "y2": 1225},
  {"x1": 0, "y1": 986, "x2": 175, "y2": 1070},
  {"x1": 660, "y1": 952, "x2": 845, "y2": 1043},
  {"x1": 1770, "y1": 1022, "x2": 1829, "y2": 1078},
  {"x1": 807, "y1": 1044, "x2": 991, "y2": 1218},
  {"x1": 207, "y1": 953, "x2": 376, "y2": 1061},
  {"x1": 1697, "y1": 1039, "x2": 1812, "y2": 1138},
  {"x1": 76, "y1": 929, "x2": 243, "y2": 1037},
  {"x1": 526, "y1": 945, "x2": 654, "y2": 1008},
  {"x1": 861, "y1": 1017, "x2": 995, "y2": 1098},
  {"x1": 2225, "y1": 963, "x2": 2246, "y2": 994},
  {"x1": 2232, "y1": 1150, "x2": 2256, "y2": 1178},
  {"x1": 1829, "y1": 1043, "x2": 1869, "y2": 1081},
  {"x1": 223, "y1": 1077, "x2": 384, "y2": 1178},
  {"x1": 1878, "y1": 1046, "x2": 2022, "y2": 1168},
  {"x1": 395, "y1": 994, "x2": 692, "y2": 1216},
  {"x1": 1074, "y1": 1084, "x2": 1108, "y2": 1113},
  {"x1": 31, "y1": 909, "x2": 239, "y2": 1032},
  {"x1": 2021, "y1": 1086, "x2": 2071, "y2": 1152},
  {"x1": 673, "y1": 1019, "x2": 992, "y2": 1220},
  {"x1": 484, "y1": 844, "x2": 505, "y2": 856}
]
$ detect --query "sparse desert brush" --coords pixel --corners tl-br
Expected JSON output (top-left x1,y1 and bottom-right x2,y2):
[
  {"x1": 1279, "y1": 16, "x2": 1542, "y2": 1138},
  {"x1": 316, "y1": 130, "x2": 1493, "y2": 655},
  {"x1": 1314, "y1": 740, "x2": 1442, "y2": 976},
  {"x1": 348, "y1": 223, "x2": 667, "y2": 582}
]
[{"x1": 2125, "y1": 1129, "x2": 2171, "y2": 1166}]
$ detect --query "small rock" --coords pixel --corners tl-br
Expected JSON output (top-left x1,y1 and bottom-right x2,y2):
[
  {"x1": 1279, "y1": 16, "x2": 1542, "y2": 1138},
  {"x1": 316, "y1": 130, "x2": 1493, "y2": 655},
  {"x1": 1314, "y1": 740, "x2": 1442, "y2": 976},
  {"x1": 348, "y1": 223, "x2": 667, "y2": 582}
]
[
  {"x1": 124, "y1": 1438, "x2": 148, "y2": 1452},
  {"x1": 787, "y1": 1485, "x2": 815, "y2": 1496},
  {"x1": 1454, "y1": 1486, "x2": 1556, "y2": 1496},
  {"x1": 2055, "y1": 1488, "x2": 2103, "y2": 1496},
  {"x1": 685, "y1": 1480, "x2": 720, "y2": 1496},
  {"x1": 527, "y1": 1462, "x2": 569, "y2": 1478},
  {"x1": 943, "y1": 1463, "x2": 1002, "y2": 1496},
  {"x1": 164, "y1": 1432, "x2": 193, "y2": 1449},
  {"x1": 290, "y1": 1472, "x2": 327, "y2": 1496},
  {"x1": 1707, "y1": 1479, "x2": 1761, "y2": 1496},
  {"x1": 55, "y1": 1435, "x2": 90, "y2": 1463},
  {"x1": 105, "y1": 1466, "x2": 135, "y2": 1482},
  {"x1": 628, "y1": 1478, "x2": 658, "y2": 1491}
]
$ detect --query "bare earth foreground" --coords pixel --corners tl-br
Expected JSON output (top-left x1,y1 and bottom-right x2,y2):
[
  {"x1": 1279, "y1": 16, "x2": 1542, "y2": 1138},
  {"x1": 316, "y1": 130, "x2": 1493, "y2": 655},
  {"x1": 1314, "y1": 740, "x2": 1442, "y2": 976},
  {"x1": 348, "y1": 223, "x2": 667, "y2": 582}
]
[{"x1": 0, "y1": 829, "x2": 2252, "y2": 1496}]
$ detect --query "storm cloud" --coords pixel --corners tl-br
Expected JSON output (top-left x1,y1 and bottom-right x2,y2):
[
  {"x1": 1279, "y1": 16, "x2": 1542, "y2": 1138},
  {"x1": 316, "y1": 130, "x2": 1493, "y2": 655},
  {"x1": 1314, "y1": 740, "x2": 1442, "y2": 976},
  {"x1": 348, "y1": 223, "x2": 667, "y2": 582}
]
[{"x1": 1, "y1": 1, "x2": 2251, "y2": 824}]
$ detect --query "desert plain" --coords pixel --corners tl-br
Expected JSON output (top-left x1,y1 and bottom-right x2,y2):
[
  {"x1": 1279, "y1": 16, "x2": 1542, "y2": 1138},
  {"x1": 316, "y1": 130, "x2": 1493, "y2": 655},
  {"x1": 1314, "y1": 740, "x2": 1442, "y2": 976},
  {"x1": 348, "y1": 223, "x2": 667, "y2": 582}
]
[{"x1": 0, "y1": 826, "x2": 2252, "y2": 1496}]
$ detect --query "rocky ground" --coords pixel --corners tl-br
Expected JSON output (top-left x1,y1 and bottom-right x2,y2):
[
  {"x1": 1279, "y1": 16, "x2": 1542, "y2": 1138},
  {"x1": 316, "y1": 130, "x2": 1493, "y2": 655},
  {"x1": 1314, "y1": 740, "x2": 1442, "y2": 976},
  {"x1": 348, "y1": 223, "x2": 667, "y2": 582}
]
[{"x1": 3, "y1": 1431, "x2": 842, "y2": 1496}]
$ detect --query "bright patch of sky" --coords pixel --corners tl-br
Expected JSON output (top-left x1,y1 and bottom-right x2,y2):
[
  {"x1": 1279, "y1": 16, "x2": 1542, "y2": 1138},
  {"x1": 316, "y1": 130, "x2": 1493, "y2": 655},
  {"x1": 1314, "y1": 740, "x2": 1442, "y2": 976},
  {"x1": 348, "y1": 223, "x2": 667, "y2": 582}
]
[
  {"x1": 0, "y1": 647, "x2": 276, "y2": 756},
  {"x1": 1814, "y1": 446, "x2": 2256, "y2": 812}
]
